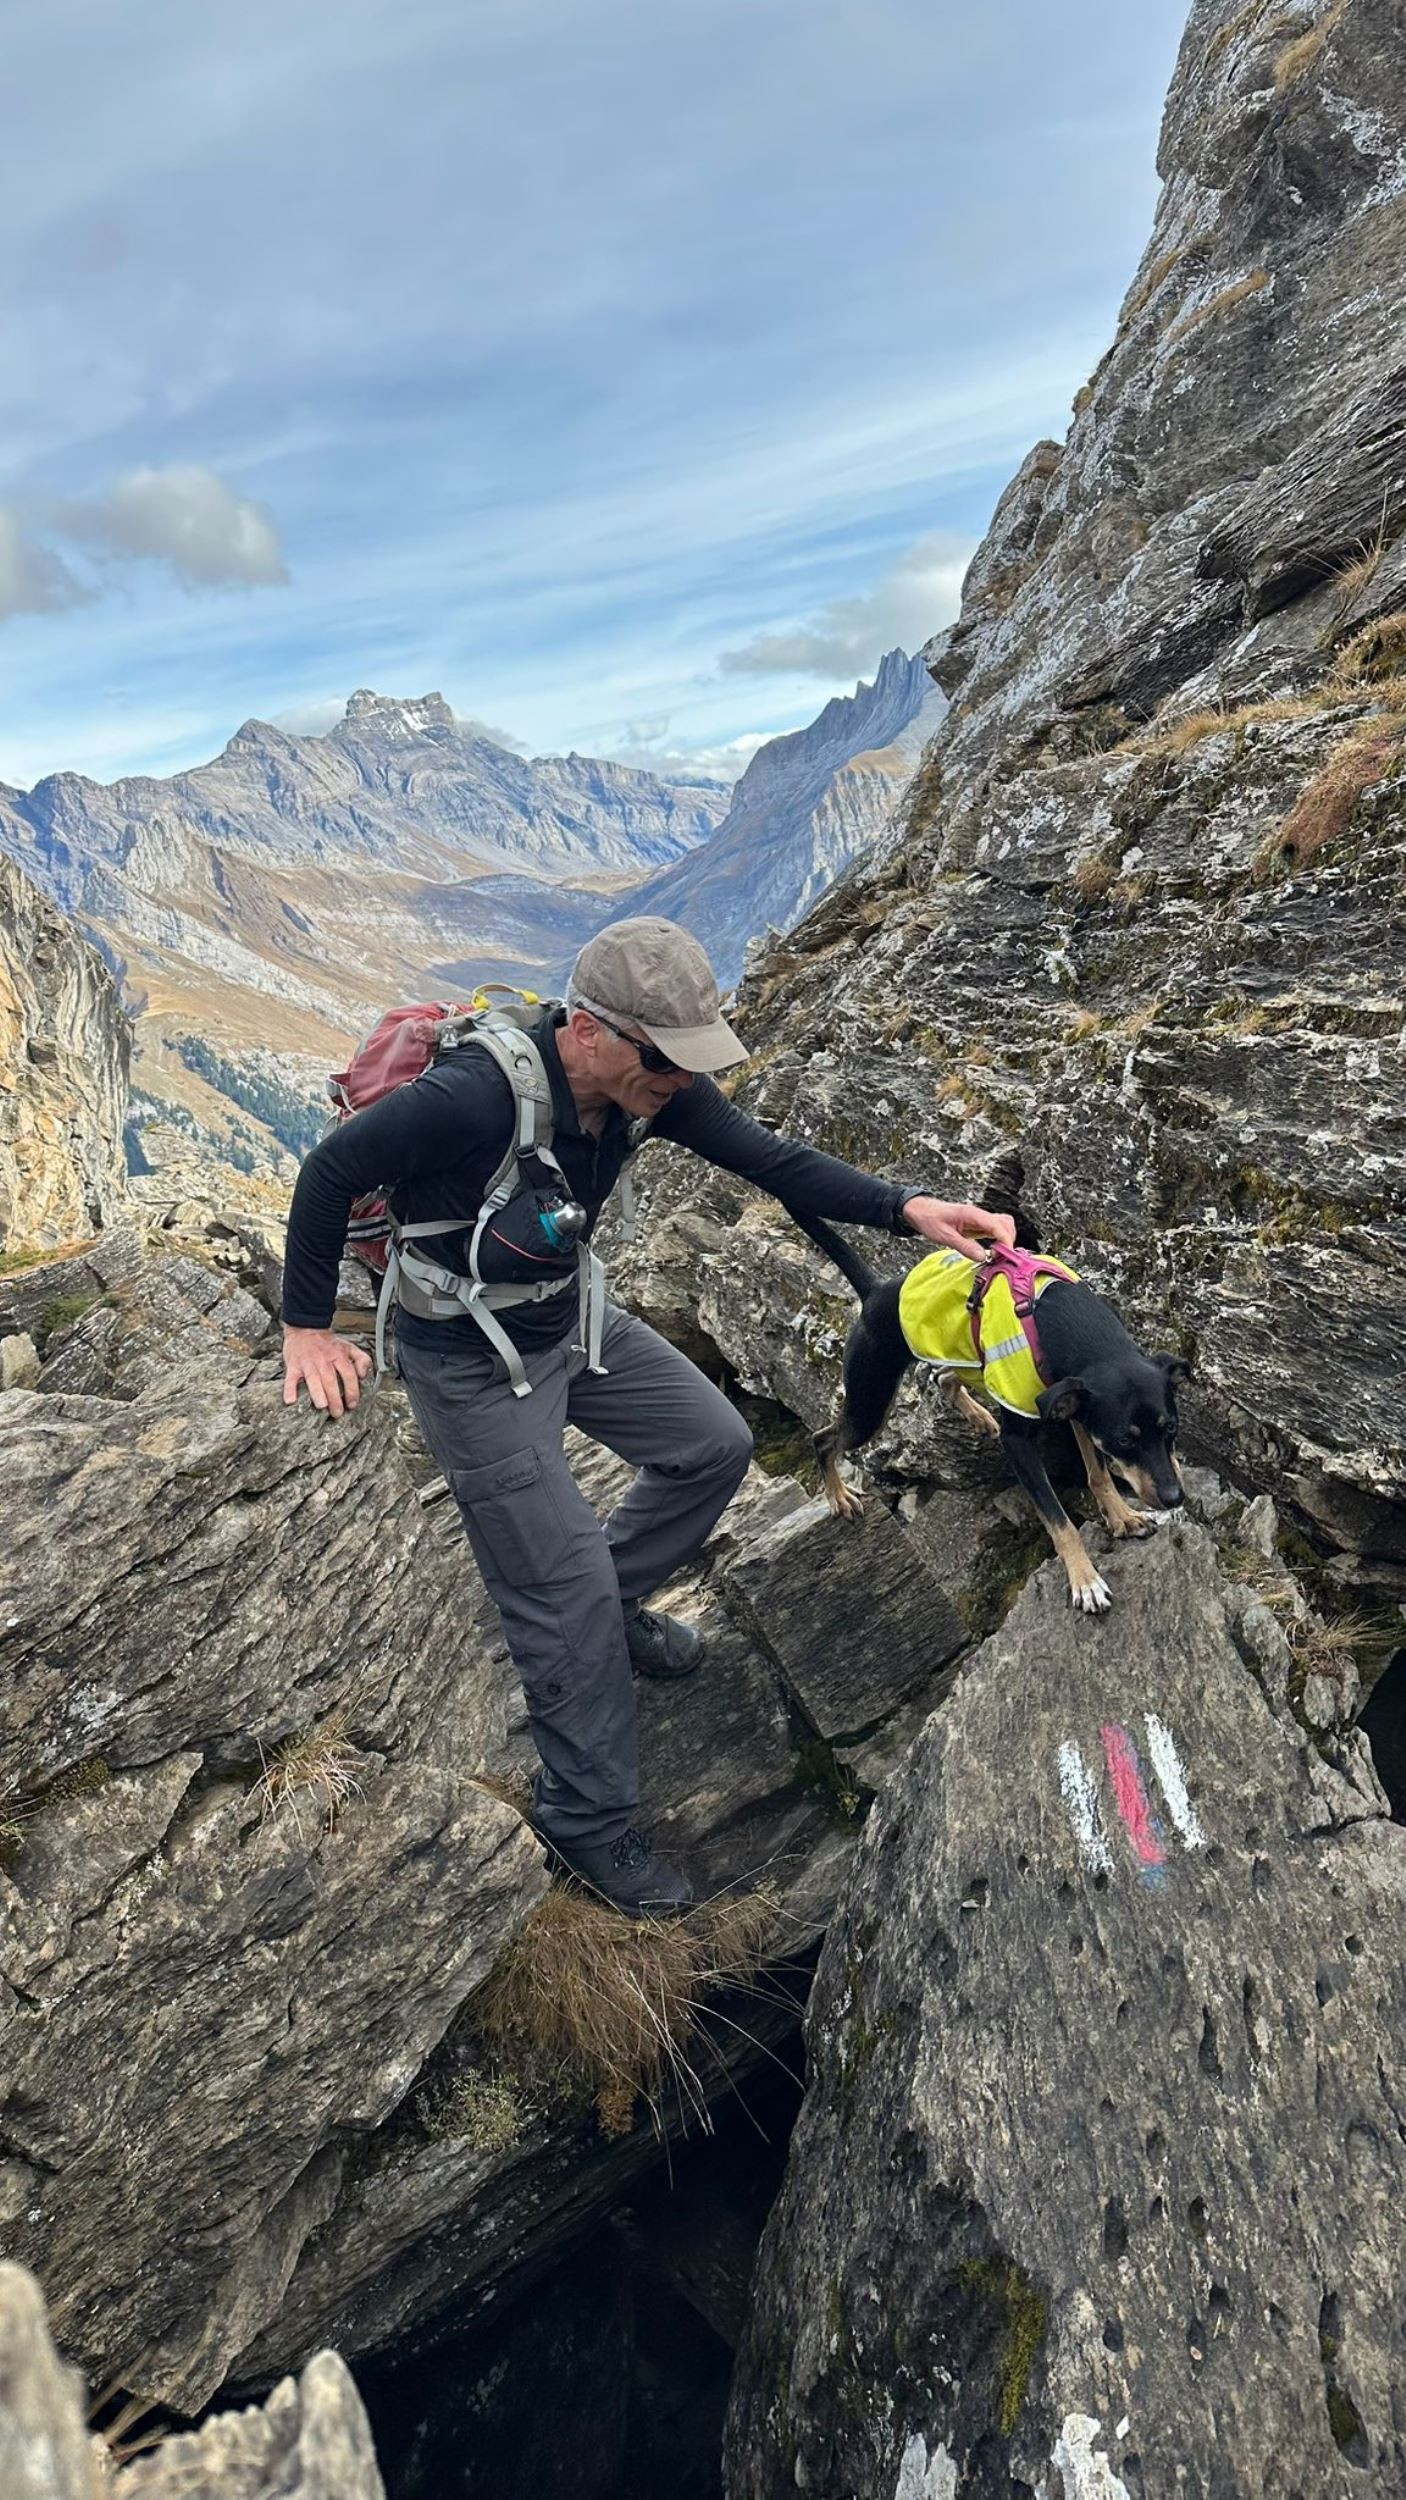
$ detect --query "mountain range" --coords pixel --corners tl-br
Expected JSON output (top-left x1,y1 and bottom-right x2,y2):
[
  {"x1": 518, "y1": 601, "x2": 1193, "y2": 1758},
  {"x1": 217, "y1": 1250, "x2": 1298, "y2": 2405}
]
[{"x1": 0, "y1": 662, "x2": 941, "y2": 1183}]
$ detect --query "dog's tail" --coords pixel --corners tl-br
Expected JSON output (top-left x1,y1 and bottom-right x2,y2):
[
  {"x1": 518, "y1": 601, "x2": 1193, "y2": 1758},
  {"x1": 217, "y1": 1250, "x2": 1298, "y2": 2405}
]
[
  {"x1": 979, "y1": 1148, "x2": 1042, "y2": 1252},
  {"x1": 787, "y1": 1149, "x2": 1037, "y2": 1302},
  {"x1": 785, "y1": 1207, "x2": 876, "y2": 1302}
]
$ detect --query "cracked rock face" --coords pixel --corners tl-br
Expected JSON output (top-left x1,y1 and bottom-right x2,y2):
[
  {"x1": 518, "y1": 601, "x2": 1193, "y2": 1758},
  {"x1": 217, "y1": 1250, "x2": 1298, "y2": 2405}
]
[
  {"x1": 724, "y1": 1521, "x2": 1406, "y2": 2498},
  {"x1": 0, "y1": 1228, "x2": 546, "y2": 2411},
  {"x1": 0, "y1": 851, "x2": 130, "y2": 1257},
  {"x1": 611, "y1": 0, "x2": 1405, "y2": 1606}
]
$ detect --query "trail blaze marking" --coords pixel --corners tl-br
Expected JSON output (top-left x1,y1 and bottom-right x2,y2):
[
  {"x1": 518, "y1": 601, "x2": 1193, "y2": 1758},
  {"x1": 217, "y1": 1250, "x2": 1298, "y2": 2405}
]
[
  {"x1": 1057, "y1": 1741, "x2": 1114, "y2": 1876},
  {"x1": 1143, "y1": 1712, "x2": 1205, "y2": 1850},
  {"x1": 1057, "y1": 1715, "x2": 1205, "y2": 1883},
  {"x1": 1100, "y1": 1722, "x2": 1165, "y2": 1881}
]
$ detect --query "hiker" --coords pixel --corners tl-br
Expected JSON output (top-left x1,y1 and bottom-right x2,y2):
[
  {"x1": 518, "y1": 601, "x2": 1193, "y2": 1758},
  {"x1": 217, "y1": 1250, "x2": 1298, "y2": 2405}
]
[{"x1": 280, "y1": 915, "x2": 1015, "y2": 1915}]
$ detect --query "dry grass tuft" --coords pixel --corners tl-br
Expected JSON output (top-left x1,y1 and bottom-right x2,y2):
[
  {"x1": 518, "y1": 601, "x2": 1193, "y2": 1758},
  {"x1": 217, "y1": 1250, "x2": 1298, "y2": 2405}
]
[
  {"x1": 1068, "y1": 1008, "x2": 1104, "y2": 1041},
  {"x1": 1330, "y1": 611, "x2": 1406, "y2": 688},
  {"x1": 1108, "y1": 875, "x2": 1152, "y2": 912},
  {"x1": 1166, "y1": 268, "x2": 1270, "y2": 344},
  {"x1": 1274, "y1": 0, "x2": 1351, "y2": 88},
  {"x1": 1071, "y1": 852, "x2": 1116, "y2": 903},
  {"x1": 1205, "y1": 0, "x2": 1277, "y2": 65},
  {"x1": 1127, "y1": 685, "x2": 1369, "y2": 762},
  {"x1": 1116, "y1": 997, "x2": 1167, "y2": 1042},
  {"x1": 1121, "y1": 243, "x2": 1189, "y2": 330},
  {"x1": 470, "y1": 1884, "x2": 778, "y2": 2138},
  {"x1": 250, "y1": 1705, "x2": 364, "y2": 1840},
  {"x1": 1256, "y1": 712, "x2": 1406, "y2": 877},
  {"x1": 1286, "y1": 1609, "x2": 1370, "y2": 1683}
]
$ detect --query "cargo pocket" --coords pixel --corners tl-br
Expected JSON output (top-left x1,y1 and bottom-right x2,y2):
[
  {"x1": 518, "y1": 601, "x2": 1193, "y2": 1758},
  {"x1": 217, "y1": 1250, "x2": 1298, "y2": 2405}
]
[{"x1": 448, "y1": 1444, "x2": 590, "y2": 1591}]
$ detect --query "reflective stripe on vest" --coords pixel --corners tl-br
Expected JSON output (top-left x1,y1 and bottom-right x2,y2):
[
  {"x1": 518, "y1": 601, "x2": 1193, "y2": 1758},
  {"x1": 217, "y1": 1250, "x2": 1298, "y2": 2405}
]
[{"x1": 896, "y1": 1248, "x2": 1080, "y2": 1417}]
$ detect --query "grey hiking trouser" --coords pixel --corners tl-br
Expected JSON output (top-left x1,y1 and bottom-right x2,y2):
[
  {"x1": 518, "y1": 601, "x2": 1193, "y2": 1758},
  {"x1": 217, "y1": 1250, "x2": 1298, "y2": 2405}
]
[{"x1": 395, "y1": 1303, "x2": 754, "y2": 1848}]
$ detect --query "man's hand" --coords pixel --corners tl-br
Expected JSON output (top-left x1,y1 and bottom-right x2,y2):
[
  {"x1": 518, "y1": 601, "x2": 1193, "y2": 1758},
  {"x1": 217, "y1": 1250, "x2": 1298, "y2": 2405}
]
[
  {"x1": 282, "y1": 1325, "x2": 373, "y2": 1418},
  {"x1": 900, "y1": 1197, "x2": 1018, "y2": 1260}
]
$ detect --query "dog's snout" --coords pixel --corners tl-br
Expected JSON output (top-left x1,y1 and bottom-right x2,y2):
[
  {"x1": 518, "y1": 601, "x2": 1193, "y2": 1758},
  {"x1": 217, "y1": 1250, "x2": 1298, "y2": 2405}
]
[{"x1": 1158, "y1": 1480, "x2": 1184, "y2": 1511}]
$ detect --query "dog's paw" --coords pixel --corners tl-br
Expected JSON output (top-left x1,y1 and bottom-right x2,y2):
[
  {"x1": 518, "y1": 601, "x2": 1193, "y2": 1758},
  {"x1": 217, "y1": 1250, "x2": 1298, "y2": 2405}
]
[
  {"x1": 824, "y1": 1475, "x2": 865, "y2": 1522},
  {"x1": 1109, "y1": 1507, "x2": 1157, "y2": 1541},
  {"x1": 1070, "y1": 1572, "x2": 1113, "y2": 1614}
]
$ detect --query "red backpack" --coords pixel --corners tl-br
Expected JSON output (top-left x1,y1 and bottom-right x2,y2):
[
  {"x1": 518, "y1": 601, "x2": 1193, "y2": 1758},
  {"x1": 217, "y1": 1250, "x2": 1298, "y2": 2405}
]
[{"x1": 325, "y1": 986, "x2": 546, "y2": 1276}]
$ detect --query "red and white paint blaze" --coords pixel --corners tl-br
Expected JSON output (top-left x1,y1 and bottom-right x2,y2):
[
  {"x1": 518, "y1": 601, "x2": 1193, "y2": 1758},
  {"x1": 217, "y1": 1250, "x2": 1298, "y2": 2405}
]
[{"x1": 1057, "y1": 1715, "x2": 1205, "y2": 1883}]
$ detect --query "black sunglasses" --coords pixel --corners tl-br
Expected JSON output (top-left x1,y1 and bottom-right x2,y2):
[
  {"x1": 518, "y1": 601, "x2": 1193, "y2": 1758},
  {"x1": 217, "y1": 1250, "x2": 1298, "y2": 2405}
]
[{"x1": 590, "y1": 1012, "x2": 684, "y2": 1077}]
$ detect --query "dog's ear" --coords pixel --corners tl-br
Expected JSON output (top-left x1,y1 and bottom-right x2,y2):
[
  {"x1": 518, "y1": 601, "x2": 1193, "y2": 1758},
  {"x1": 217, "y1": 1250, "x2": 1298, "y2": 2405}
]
[
  {"x1": 1037, "y1": 1377, "x2": 1086, "y2": 1424},
  {"x1": 1157, "y1": 1354, "x2": 1193, "y2": 1388}
]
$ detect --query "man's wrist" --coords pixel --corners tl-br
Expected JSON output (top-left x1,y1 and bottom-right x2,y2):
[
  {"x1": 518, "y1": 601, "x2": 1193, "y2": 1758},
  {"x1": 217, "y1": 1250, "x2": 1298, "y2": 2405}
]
[{"x1": 892, "y1": 1186, "x2": 928, "y2": 1233}]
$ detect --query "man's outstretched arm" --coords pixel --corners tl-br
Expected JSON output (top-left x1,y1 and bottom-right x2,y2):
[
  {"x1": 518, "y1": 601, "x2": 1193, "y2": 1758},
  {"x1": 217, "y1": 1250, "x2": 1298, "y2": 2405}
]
[{"x1": 652, "y1": 1077, "x2": 1015, "y2": 1257}]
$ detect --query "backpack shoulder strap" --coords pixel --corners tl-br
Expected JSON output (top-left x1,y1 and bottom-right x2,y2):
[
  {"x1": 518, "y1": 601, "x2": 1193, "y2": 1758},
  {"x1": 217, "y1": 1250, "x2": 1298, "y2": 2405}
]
[{"x1": 438, "y1": 1008, "x2": 555, "y2": 1162}]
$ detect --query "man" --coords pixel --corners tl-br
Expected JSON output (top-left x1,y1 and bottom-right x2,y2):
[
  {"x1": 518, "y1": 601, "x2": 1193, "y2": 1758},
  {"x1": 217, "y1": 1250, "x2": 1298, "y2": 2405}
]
[{"x1": 282, "y1": 916, "x2": 1014, "y2": 1915}]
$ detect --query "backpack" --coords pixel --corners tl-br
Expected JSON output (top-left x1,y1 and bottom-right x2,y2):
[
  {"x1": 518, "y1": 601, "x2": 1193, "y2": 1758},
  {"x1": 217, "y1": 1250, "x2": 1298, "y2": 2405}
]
[{"x1": 324, "y1": 986, "x2": 642, "y2": 1393}]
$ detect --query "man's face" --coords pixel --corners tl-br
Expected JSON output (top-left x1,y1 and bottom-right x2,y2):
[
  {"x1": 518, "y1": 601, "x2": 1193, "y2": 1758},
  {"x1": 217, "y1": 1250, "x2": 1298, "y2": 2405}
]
[{"x1": 575, "y1": 1011, "x2": 696, "y2": 1117}]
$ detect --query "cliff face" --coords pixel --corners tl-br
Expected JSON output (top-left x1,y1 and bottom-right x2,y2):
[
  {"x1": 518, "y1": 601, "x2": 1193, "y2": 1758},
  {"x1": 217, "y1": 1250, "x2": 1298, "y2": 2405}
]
[
  {"x1": 635, "y1": 650, "x2": 945, "y2": 986},
  {"x1": 0, "y1": 851, "x2": 129, "y2": 1257},
  {"x1": 617, "y1": 0, "x2": 1405, "y2": 1604}
]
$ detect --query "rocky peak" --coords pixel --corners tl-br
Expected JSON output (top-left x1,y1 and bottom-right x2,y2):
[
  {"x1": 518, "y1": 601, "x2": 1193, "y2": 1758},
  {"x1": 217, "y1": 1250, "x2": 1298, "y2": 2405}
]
[
  {"x1": 336, "y1": 688, "x2": 459, "y2": 740},
  {"x1": 633, "y1": 650, "x2": 943, "y2": 983}
]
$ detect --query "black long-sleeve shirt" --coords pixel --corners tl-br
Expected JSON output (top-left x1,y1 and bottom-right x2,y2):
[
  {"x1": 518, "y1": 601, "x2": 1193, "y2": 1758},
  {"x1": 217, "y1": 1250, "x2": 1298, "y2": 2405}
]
[{"x1": 283, "y1": 1008, "x2": 920, "y2": 1350}]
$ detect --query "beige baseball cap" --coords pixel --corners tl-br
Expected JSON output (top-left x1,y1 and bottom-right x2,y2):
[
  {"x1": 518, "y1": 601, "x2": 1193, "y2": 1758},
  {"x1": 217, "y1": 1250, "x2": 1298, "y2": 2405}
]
[{"x1": 569, "y1": 916, "x2": 748, "y2": 1073}]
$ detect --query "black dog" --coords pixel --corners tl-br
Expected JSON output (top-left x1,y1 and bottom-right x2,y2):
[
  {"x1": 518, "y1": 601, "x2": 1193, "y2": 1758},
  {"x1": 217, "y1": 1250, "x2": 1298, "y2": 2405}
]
[{"x1": 792, "y1": 1188, "x2": 1187, "y2": 1613}]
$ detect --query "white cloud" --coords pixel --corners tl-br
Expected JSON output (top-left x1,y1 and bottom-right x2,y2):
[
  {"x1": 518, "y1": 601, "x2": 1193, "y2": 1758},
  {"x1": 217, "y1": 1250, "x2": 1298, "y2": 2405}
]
[
  {"x1": 603, "y1": 717, "x2": 774, "y2": 784},
  {"x1": 718, "y1": 531, "x2": 975, "y2": 678},
  {"x1": 0, "y1": 504, "x2": 86, "y2": 620},
  {"x1": 56, "y1": 464, "x2": 287, "y2": 589},
  {"x1": 268, "y1": 696, "x2": 347, "y2": 737}
]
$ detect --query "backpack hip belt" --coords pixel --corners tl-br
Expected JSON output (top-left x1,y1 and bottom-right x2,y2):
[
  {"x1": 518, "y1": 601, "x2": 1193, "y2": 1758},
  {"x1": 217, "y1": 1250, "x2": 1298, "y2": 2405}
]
[{"x1": 380, "y1": 1229, "x2": 607, "y2": 1397}]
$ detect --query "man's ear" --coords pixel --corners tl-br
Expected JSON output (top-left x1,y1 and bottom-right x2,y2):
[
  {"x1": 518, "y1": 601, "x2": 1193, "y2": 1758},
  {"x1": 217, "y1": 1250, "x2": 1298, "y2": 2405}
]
[
  {"x1": 1037, "y1": 1377, "x2": 1087, "y2": 1424},
  {"x1": 1157, "y1": 1354, "x2": 1193, "y2": 1388}
]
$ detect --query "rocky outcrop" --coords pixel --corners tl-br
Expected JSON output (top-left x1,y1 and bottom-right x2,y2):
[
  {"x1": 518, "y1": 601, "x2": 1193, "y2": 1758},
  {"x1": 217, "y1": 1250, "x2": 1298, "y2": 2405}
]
[
  {"x1": 0, "y1": 2261, "x2": 386, "y2": 2498},
  {"x1": 0, "y1": 850, "x2": 129, "y2": 1257},
  {"x1": 612, "y1": 0, "x2": 1406, "y2": 1611},
  {"x1": 0, "y1": 1225, "x2": 546, "y2": 2410},
  {"x1": 726, "y1": 1518, "x2": 1406, "y2": 2497},
  {"x1": 636, "y1": 650, "x2": 945, "y2": 986},
  {"x1": 0, "y1": 1208, "x2": 973, "y2": 2414}
]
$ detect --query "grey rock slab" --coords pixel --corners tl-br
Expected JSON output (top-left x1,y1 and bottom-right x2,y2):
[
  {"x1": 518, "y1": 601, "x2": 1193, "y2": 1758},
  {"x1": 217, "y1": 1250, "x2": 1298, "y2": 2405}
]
[
  {"x1": 725, "y1": 1520, "x2": 1406, "y2": 2499},
  {"x1": 117, "y1": 2348, "x2": 387, "y2": 2498},
  {"x1": 0, "y1": 1761, "x2": 545, "y2": 2410},
  {"x1": 717, "y1": 1493, "x2": 966, "y2": 1741},
  {"x1": 0, "y1": 1331, "x2": 506, "y2": 1794}
]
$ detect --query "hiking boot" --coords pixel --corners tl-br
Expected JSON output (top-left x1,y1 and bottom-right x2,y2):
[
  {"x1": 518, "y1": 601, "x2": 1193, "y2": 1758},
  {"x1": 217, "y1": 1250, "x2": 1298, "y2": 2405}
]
[
  {"x1": 623, "y1": 1604, "x2": 706, "y2": 1680},
  {"x1": 552, "y1": 1825, "x2": 694, "y2": 1919}
]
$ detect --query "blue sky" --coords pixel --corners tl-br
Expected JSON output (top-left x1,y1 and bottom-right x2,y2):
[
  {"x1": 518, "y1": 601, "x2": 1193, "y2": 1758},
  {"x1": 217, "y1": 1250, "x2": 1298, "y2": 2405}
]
[{"x1": 0, "y1": 0, "x2": 1189, "y2": 789}]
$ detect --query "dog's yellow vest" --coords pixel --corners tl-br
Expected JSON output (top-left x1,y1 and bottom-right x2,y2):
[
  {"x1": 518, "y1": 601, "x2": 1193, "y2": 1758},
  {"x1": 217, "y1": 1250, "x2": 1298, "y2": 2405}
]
[{"x1": 897, "y1": 1247, "x2": 1081, "y2": 1417}]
